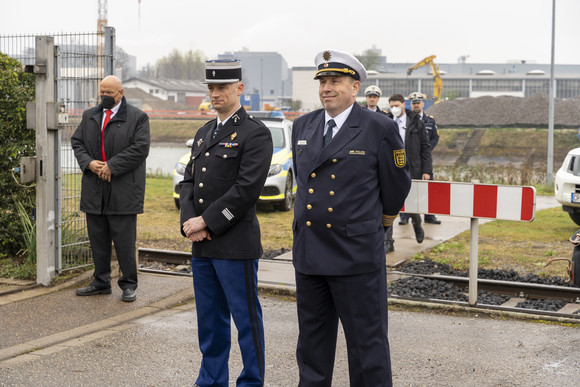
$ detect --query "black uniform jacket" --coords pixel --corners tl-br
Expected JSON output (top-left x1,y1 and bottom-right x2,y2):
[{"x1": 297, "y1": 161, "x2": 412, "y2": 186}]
[
  {"x1": 422, "y1": 113, "x2": 439, "y2": 150},
  {"x1": 179, "y1": 108, "x2": 273, "y2": 260},
  {"x1": 71, "y1": 97, "x2": 150, "y2": 215},
  {"x1": 363, "y1": 106, "x2": 389, "y2": 116},
  {"x1": 292, "y1": 103, "x2": 411, "y2": 276},
  {"x1": 389, "y1": 109, "x2": 433, "y2": 179}
]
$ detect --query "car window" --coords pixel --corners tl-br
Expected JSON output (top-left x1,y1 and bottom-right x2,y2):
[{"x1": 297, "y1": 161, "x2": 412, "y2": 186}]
[{"x1": 267, "y1": 127, "x2": 285, "y2": 148}]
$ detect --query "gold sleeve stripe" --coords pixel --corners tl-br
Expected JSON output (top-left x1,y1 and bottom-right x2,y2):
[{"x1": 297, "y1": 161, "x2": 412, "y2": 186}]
[{"x1": 382, "y1": 214, "x2": 398, "y2": 227}]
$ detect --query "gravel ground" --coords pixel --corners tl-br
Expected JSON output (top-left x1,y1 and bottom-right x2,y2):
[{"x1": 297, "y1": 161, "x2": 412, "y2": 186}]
[
  {"x1": 397, "y1": 258, "x2": 571, "y2": 286},
  {"x1": 391, "y1": 259, "x2": 579, "y2": 311},
  {"x1": 429, "y1": 93, "x2": 580, "y2": 127}
]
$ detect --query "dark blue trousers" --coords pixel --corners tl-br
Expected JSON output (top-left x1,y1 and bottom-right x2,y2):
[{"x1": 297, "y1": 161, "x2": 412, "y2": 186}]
[
  {"x1": 191, "y1": 258, "x2": 265, "y2": 387},
  {"x1": 295, "y1": 265, "x2": 392, "y2": 387}
]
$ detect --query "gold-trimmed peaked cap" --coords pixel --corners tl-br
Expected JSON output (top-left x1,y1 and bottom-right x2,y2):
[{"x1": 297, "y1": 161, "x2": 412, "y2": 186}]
[
  {"x1": 314, "y1": 49, "x2": 367, "y2": 82},
  {"x1": 204, "y1": 59, "x2": 242, "y2": 84}
]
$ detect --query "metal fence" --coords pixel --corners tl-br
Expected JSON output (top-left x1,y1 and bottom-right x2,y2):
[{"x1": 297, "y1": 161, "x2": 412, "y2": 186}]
[{"x1": 0, "y1": 28, "x2": 115, "y2": 272}]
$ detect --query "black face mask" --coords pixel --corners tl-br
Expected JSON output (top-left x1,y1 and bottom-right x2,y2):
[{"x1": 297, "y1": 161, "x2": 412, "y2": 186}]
[{"x1": 101, "y1": 92, "x2": 119, "y2": 109}]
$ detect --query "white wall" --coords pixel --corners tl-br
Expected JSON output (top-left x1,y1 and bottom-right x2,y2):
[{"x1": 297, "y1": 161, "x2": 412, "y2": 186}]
[{"x1": 292, "y1": 69, "x2": 322, "y2": 112}]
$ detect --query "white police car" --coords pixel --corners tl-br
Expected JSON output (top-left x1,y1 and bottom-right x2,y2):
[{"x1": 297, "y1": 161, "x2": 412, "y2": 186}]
[
  {"x1": 555, "y1": 147, "x2": 580, "y2": 225},
  {"x1": 172, "y1": 112, "x2": 296, "y2": 211}
]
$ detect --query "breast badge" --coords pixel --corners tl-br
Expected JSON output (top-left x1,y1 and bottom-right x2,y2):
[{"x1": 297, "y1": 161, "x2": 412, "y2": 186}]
[{"x1": 393, "y1": 149, "x2": 406, "y2": 168}]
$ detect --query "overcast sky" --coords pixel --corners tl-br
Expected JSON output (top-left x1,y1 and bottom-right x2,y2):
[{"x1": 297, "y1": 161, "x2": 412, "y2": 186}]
[{"x1": 1, "y1": 0, "x2": 579, "y2": 69}]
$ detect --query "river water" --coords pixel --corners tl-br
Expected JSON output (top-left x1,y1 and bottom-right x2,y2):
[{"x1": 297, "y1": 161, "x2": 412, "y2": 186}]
[{"x1": 61, "y1": 142, "x2": 190, "y2": 176}]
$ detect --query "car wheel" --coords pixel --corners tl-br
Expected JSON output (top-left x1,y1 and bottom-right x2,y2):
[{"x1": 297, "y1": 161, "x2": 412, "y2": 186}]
[
  {"x1": 275, "y1": 174, "x2": 293, "y2": 212},
  {"x1": 569, "y1": 211, "x2": 580, "y2": 226},
  {"x1": 174, "y1": 198, "x2": 180, "y2": 210}
]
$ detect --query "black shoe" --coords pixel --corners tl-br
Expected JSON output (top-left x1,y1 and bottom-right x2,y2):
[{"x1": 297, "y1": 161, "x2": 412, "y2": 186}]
[
  {"x1": 122, "y1": 288, "x2": 137, "y2": 302},
  {"x1": 398, "y1": 219, "x2": 408, "y2": 225},
  {"x1": 424, "y1": 216, "x2": 441, "y2": 225},
  {"x1": 413, "y1": 224, "x2": 425, "y2": 244},
  {"x1": 385, "y1": 242, "x2": 395, "y2": 254},
  {"x1": 76, "y1": 285, "x2": 112, "y2": 296}
]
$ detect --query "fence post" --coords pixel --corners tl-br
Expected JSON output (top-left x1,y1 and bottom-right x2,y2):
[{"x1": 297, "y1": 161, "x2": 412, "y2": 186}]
[
  {"x1": 35, "y1": 36, "x2": 57, "y2": 285},
  {"x1": 468, "y1": 218, "x2": 479, "y2": 306}
]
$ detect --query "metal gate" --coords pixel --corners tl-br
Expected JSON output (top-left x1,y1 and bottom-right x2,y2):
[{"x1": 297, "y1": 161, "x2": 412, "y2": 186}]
[{"x1": 0, "y1": 28, "x2": 115, "y2": 273}]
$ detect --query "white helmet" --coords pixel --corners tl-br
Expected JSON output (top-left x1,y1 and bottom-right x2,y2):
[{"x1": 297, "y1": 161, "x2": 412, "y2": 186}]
[{"x1": 364, "y1": 85, "x2": 382, "y2": 97}]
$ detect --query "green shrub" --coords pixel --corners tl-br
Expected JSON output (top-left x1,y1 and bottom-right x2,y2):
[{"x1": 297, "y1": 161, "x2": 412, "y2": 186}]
[{"x1": 0, "y1": 52, "x2": 35, "y2": 258}]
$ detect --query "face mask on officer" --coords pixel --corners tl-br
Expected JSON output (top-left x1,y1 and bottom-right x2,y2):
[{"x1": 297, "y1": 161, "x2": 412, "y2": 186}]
[
  {"x1": 390, "y1": 106, "x2": 402, "y2": 118},
  {"x1": 101, "y1": 92, "x2": 119, "y2": 109}
]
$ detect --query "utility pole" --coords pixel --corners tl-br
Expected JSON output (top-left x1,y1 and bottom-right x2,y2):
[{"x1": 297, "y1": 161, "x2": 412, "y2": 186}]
[
  {"x1": 547, "y1": 0, "x2": 556, "y2": 186},
  {"x1": 33, "y1": 36, "x2": 58, "y2": 285}
]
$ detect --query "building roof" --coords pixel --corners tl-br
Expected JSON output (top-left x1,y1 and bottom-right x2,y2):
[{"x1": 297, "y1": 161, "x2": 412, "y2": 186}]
[{"x1": 124, "y1": 77, "x2": 206, "y2": 92}]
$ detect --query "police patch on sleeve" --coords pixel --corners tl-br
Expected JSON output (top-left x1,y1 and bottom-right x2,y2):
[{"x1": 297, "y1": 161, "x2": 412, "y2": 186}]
[{"x1": 393, "y1": 149, "x2": 406, "y2": 168}]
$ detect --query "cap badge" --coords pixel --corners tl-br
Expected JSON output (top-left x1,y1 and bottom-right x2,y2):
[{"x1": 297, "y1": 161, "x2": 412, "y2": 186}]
[
  {"x1": 212, "y1": 70, "x2": 216, "y2": 77},
  {"x1": 323, "y1": 63, "x2": 329, "y2": 68},
  {"x1": 323, "y1": 50, "x2": 332, "y2": 61}
]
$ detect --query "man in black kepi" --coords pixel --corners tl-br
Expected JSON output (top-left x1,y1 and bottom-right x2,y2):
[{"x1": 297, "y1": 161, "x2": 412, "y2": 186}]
[
  {"x1": 291, "y1": 49, "x2": 411, "y2": 386},
  {"x1": 180, "y1": 59, "x2": 272, "y2": 386}
]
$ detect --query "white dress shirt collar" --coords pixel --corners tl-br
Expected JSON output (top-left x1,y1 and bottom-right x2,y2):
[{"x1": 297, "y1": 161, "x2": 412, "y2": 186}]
[{"x1": 325, "y1": 103, "x2": 354, "y2": 133}]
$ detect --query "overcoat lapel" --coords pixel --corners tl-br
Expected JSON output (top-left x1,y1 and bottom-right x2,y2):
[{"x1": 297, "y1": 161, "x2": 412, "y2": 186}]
[
  {"x1": 304, "y1": 111, "x2": 325, "y2": 170},
  {"x1": 313, "y1": 104, "x2": 364, "y2": 170}
]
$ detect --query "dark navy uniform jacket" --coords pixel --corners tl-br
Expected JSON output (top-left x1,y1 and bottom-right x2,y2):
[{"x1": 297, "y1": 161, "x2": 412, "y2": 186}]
[
  {"x1": 363, "y1": 106, "x2": 389, "y2": 116},
  {"x1": 421, "y1": 112, "x2": 439, "y2": 150},
  {"x1": 179, "y1": 107, "x2": 273, "y2": 260},
  {"x1": 292, "y1": 103, "x2": 411, "y2": 276}
]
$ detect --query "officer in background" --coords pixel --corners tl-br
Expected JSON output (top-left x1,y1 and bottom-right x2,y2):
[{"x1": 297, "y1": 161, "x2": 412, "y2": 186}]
[
  {"x1": 364, "y1": 85, "x2": 388, "y2": 115},
  {"x1": 291, "y1": 49, "x2": 411, "y2": 386},
  {"x1": 409, "y1": 91, "x2": 441, "y2": 224},
  {"x1": 179, "y1": 59, "x2": 273, "y2": 387},
  {"x1": 386, "y1": 93, "x2": 432, "y2": 253}
]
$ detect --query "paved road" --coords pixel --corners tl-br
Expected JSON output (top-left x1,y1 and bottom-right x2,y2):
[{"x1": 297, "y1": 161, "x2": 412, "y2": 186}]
[
  {"x1": 1, "y1": 289, "x2": 579, "y2": 386},
  {"x1": 2, "y1": 195, "x2": 579, "y2": 386}
]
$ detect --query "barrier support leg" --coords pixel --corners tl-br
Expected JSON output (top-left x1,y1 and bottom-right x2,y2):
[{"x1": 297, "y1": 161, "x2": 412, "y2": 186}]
[{"x1": 469, "y1": 217, "x2": 479, "y2": 306}]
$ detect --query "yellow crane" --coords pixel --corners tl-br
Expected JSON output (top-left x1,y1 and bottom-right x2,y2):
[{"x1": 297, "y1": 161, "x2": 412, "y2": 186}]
[{"x1": 407, "y1": 55, "x2": 443, "y2": 103}]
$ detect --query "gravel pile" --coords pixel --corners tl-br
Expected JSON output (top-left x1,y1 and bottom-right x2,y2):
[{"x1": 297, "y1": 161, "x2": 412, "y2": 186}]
[
  {"x1": 397, "y1": 258, "x2": 571, "y2": 286},
  {"x1": 428, "y1": 93, "x2": 580, "y2": 127},
  {"x1": 388, "y1": 277, "x2": 468, "y2": 301},
  {"x1": 515, "y1": 299, "x2": 568, "y2": 312},
  {"x1": 387, "y1": 277, "x2": 510, "y2": 305}
]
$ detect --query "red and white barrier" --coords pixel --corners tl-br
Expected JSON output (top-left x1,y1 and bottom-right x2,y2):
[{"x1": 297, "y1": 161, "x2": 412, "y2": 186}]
[
  {"x1": 399, "y1": 180, "x2": 537, "y2": 306},
  {"x1": 402, "y1": 180, "x2": 536, "y2": 222}
]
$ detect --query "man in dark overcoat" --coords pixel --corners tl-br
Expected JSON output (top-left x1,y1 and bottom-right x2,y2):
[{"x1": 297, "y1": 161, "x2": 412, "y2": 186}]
[
  {"x1": 409, "y1": 91, "x2": 441, "y2": 224},
  {"x1": 291, "y1": 49, "x2": 411, "y2": 387},
  {"x1": 179, "y1": 59, "x2": 273, "y2": 387},
  {"x1": 71, "y1": 75, "x2": 150, "y2": 302},
  {"x1": 385, "y1": 93, "x2": 432, "y2": 253}
]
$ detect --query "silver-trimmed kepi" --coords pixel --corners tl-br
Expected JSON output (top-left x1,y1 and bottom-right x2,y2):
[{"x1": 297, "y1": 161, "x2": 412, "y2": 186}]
[{"x1": 204, "y1": 59, "x2": 242, "y2": 84}]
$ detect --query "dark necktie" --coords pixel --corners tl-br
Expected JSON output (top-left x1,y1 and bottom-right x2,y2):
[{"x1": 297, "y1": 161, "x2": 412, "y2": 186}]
[
  {"x1": 213, "y1": 122, "x2": 223, "y2": 139},
  {"x1": 323, "y1": 119, "x2": 336, "y2": 147},
  {"x1": 101, "y1": 109, "x2": 112, "y2": 161}
]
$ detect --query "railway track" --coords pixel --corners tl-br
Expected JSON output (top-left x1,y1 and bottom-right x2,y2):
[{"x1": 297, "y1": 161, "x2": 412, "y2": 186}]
[{"x1": 138, "y1": 248, "x2": 580, "y2": 319}]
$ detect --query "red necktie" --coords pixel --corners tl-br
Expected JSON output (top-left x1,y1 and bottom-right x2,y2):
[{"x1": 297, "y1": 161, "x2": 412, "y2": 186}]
[{"x1": 101, "y1": 109, "x2": 112, "y2": 161}]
